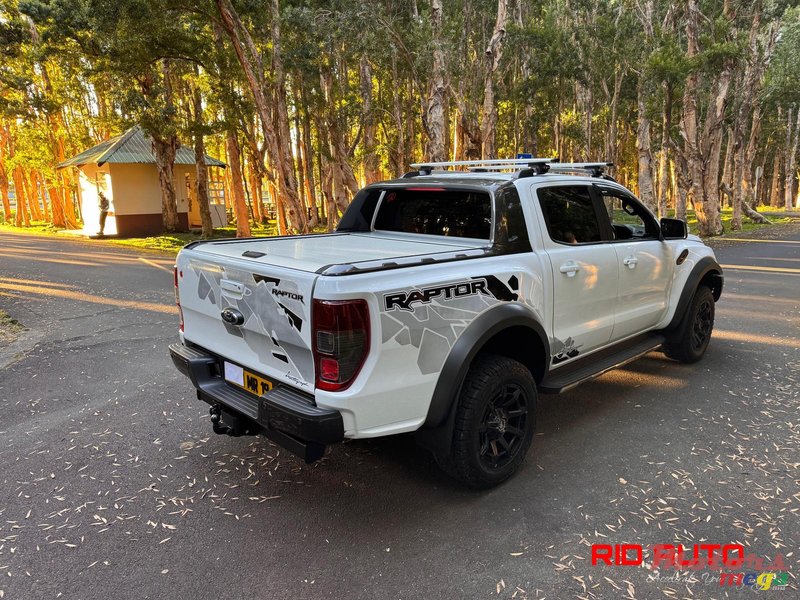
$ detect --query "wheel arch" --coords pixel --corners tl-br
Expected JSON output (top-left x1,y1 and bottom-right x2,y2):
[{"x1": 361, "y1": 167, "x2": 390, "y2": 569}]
[
  {"x1": 416, "y1": 302, "x2": 549, "y2": 455},
  {"x1": 665, "y1": 256, "x2": 723, "y2": 331}
]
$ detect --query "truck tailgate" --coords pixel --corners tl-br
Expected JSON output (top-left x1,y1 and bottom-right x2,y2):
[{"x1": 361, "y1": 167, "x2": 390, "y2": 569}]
[{"x1": 176, "y1": 250, "x2": 317, "y2": 391}]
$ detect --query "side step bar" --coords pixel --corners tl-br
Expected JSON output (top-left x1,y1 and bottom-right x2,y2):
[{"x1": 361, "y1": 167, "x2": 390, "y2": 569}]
[{"x1": 539, "y1": 333, "x2": 666, "y2": 394}]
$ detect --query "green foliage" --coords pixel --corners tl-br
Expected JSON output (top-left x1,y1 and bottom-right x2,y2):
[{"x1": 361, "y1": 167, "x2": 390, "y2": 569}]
[{"x1": 1, "y1": 0, "x2": 797, "y2": 237}]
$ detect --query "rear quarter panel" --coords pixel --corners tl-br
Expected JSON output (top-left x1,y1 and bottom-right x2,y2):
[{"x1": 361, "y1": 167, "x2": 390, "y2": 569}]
[{"x1": 313, "y1": 254, "x2": 547, "y2": 437}]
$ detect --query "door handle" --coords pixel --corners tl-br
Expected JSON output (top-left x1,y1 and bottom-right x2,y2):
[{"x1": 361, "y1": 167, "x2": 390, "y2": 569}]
[
  {"x1": 220, "y1": 279, "x2": 245, "y2": 298},
  {"x1": 559, "y1": 262, "x2": 580, "y2": 277},
  {"x1": 623, "y1": 256, "x2": 638, "y2": 268}
]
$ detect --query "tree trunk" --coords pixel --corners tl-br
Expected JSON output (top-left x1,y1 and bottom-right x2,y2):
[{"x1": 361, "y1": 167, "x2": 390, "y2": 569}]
[
  {"x1": 47, "y1": 181, "x2": 65, "y2": 228},
  {"x1": 25, "y1": 171, "x2": 42, "y2": 221},
  {"x1": 636, "y1": 83, "x2": 656, "y2": 211},
  {"x1": 480, "y1": 0, "x2": 509, "y2": 159},
  {"x1": 721, "y1": 128, "x2": 734, "y2": 211},
  {"x1": 770, "y1": 150, "x2": 782, "y2": 207},
  {"x1": 319, "y1": 65, "x2": 358, "y2": 227},
  {"x1": 731, "y1": 4, "x2": 773, "y2": 228},
  {"x1": 784, "y1": 107, "x2": 800, "y2": 211},
  {"x1": 269, "y1": 0, "x2": 307, "y2": 233},
  {"x1": 28, "y1": 19, "x2": 77, "y2": 229},
  {"x1": 247, "y1": 160, "x2": 263, "y2": 224},
  {"x1": 12, "y1": 167, "x2": 30, "y2": 227},
  {"x1": 192, "y1": 83, "x2": 214, "y2": 238},
  {"x1": 215, "y1": 0, "x2": 307, "y2": 233},
  {"x1": 0, "y1": 165, "x2": 11, "y2": 223},
  {"x1": 741, "y1": 106, "x2": 770, "y2": 223},
  {"x1": 423, "y1": 0, "x2": 447, "y2": 162},
  {"x1": 680, "y1": 0, "x2": 726, "y2": 236},
  {"x1": 151, "y1": 133, "x2": 181, "y2": 233},
  {"x1": 226, "y1": 131, "x2": 251, "y2": 237},
  {"x1": 657, "y1": 82, "x2": 673, "y2": 217},
  {"x1": 387, "y1": 52, "x2": 407, "y2": 174},
  {"x1": 35, "y1": 172, "x2": 51, "y2": 222},
  {"x1": 147, "y1": 61, "x2": 182, "y2": 233},
  {"x1": 298, "y1": 84, "x2": 318, "y2": 221}
]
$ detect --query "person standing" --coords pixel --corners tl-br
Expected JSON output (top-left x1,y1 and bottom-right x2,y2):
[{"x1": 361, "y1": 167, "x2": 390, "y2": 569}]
[{"x1": 98, "y1": 191, "x2": 110, "y2": 236}]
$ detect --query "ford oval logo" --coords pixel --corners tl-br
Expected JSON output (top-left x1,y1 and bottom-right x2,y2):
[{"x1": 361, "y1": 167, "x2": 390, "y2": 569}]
[{"x1": 221, "y1": 308, "x2": 245, "y2": 326}]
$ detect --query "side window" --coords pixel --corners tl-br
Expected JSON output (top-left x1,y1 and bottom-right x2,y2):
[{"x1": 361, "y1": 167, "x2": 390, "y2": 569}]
[
  {"x1": 537, "y1": 186, "x2": 602, "y2": 245},
  {"x1": 495, "y1": 185, "x2": 530, "y2": 248},
  {"x1": 600, "y1": 190, "x2": 659, "y2": 241}
]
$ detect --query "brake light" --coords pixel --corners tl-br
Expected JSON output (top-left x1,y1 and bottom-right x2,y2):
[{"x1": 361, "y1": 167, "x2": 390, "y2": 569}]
[
  {"x1": 174, "y1": 266, "x2": 184, "y2": 332},
  {"x1": 312, "y1": 299, "x2": 370, "y2": 392}
]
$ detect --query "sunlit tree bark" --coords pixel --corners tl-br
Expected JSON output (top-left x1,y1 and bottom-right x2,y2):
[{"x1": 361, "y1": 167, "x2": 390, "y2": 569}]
[{"x1": 481, "y1": 0, "x2": 509, "y2": 159}]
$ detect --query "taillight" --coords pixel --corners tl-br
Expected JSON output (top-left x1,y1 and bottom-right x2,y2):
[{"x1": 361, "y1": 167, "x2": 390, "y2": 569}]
[
  {"x1": 312, "y1": 299, "x2": 370, "y2": 392},
  {"x1": 174, "y1": 266, "x2": 184, "y2": 332}
]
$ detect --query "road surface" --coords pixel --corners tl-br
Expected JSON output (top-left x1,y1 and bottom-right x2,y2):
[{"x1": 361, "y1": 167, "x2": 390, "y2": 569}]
[{"x1": 1, "y1": 229, "x2": 798, "y2": 599}]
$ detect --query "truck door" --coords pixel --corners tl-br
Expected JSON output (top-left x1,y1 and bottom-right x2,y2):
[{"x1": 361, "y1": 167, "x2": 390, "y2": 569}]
[
  {"x1": 535, "y1": 184, "x2": 619, "y2": 364},
  {"x1": 596, "y1": 186, "x2": 673, "y2": 340}
]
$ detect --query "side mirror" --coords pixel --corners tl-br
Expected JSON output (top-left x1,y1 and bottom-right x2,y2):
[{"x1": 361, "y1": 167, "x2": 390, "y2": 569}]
[{"x1": 660, "y1": 217, "x2": 687, "y2": 239}]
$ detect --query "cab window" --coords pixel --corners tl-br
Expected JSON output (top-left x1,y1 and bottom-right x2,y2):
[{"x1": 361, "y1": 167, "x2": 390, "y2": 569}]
[
  {"x1": 537, "y1": 186, "x2": 602, "y2": 245},
  {"x1": 600, "y1": 189, "x2": 660, "y2": 241},
  {"x1": 373, "y1": 188, "x2": 492, "y2": 239}
]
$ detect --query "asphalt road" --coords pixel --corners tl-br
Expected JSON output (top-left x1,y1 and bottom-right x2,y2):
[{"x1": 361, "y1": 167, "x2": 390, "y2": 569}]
[{"x1": 0, "y1": 229, "x2": 798, "y2": 600}]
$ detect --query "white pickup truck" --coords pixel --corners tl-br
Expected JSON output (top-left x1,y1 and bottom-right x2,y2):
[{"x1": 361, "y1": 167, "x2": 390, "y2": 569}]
[{"x1": 169, "y1": 159, "x2": 723, "y2": 488}]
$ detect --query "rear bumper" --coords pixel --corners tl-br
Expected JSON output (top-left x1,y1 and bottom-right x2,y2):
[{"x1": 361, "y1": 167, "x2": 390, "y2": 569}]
[{"x1": 169, "y1": 342, "x2": 344, "y2": 462}]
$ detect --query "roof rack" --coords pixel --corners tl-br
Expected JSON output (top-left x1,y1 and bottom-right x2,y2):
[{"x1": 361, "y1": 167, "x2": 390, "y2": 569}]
[
  {"x1": 408, "y1": 158, "x2": 554, "y2": 176},
  {"x1": 404, "y1": 158, "x2": 614, "y2": 179},
  {"x1": 409, "y1": 158, "x2": 555, "y2": 170}
]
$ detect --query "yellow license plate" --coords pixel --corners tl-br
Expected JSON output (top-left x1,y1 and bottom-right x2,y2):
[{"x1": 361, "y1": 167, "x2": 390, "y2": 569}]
[{"x1": 224, "y1": 361, "x2": 273, "y2": 396}]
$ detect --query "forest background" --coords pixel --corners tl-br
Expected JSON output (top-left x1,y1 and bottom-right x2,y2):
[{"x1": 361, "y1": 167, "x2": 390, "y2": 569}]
[{"x1": 1, "y1": 0, "x2": 800, "y2": 240}]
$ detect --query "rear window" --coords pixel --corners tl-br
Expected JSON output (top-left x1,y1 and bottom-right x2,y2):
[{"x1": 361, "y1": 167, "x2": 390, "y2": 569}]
[{"x1": 373, "y1": 189, "x2": 492, "y2": 239}]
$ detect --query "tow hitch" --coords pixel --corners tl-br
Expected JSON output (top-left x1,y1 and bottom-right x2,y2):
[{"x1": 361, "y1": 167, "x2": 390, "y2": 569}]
[{"x1": 209, "y1": 404, "x2": 257, "y2": 437}]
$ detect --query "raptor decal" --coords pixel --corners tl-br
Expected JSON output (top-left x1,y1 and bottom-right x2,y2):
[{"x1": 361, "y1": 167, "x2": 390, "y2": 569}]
[
  {"x1": 384, "y1": 279, "x2": 490, "y2": 311},
  {"x1": 381, "y1": 273, "x2": 539, "y2": 375}
]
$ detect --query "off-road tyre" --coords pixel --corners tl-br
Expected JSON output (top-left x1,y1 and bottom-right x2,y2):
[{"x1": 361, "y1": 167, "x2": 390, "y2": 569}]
[
  {"x1": 663, "y1": 285, "x2": 715, "y2": 364},
  {"x1": 436, "y1": 354, "x2": 536, "y2": 489}
]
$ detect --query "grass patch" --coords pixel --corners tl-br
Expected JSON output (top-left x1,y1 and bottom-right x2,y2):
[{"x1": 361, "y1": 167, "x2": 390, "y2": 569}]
[
  {"x1": 667, "y1": 206, "x2": 797, "y2": 237},
  {"x1": 0, "y1": 220, "x2": 62, "y2": 236},
  {"x1": 106, "y1": 223, "x2": 279, "y2": 254},
  {"x1": 0, "y1": 310, "x2": 25, "y2": 345}
]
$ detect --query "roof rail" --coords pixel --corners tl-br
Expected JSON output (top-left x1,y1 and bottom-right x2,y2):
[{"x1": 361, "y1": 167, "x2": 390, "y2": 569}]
[{"x1": 548, "y1": 162, "x2": 614, "y2": 178}]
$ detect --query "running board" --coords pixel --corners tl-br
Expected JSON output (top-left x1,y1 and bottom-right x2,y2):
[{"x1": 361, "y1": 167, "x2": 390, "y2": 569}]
[{"x1": 538, "y1": 333, "x2": 666, "y2": 394}]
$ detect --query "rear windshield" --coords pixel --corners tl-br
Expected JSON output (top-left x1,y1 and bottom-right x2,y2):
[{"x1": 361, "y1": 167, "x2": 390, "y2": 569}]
[{"x1": 373, "y1": 188, "x2": 492, "y2": 239}]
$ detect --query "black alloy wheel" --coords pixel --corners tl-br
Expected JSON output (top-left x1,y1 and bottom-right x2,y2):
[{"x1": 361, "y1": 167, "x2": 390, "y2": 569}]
[
  {"x1": 691, "y1": 296, "x2": 714, "y2": 351},
  {"x1": 435, "y1": 354, "x2": 537, "y2": 488},
  {"x1": 663, "y1": 285, "x2": 715, "y2": 364},
  {"x1": 479, "y1": 383, "x2": 528, "y2": 470}
]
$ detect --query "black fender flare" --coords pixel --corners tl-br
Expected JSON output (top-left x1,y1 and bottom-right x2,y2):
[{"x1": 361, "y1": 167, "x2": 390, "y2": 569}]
[
  {"x1": 665, "y1": 256, "x2": 723, "y2": 331},
  {"x1": 421, "y1": 302, "x2": 549, "y2": 431}
]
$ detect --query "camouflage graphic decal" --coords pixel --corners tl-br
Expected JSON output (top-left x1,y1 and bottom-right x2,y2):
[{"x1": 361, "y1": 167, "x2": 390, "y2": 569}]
[
  {"x1": 382, "y1": 274, "x2": 535, "y2": 375},
  {"x1": 190, "y1": 260, "x2": 313, "y2": 385},
  {"x1": 551, "y1": 336, "x2": 582, "y2": 364}
]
